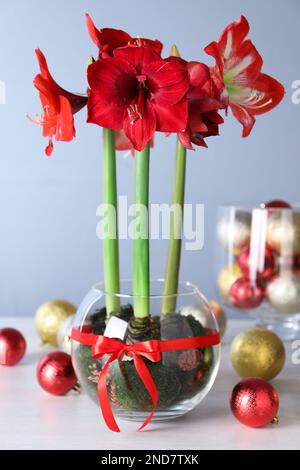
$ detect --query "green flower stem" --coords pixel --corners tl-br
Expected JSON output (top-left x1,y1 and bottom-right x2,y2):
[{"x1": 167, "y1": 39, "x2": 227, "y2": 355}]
[
  {"x1": 102, "y1": 128, "x2": 120, "y2": 316},
  {"x1": 133, "y1": 143, "x2": 150, "y2": 318},
  {"x1": 162, "y1": 139, "x2": 186, "y2": 315}
]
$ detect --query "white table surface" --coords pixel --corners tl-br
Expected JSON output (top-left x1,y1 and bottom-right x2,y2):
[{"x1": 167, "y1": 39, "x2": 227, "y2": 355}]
[{"x1": 1, "y1": 317, "x2": 300, "y2": 450}]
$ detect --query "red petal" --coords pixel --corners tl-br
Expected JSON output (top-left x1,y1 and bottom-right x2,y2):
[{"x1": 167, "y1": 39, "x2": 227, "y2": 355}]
[
  {"x1": 191, "y1": 134, "x2": 208, "y2": 148},
  {"x1": 204, "y1": 110, "x2": 224, "y2": 125},
  {"x1": 34, "y1": 49, "x2": 87, "y2": 113},
  {"x1": 45, "y1": 139, "x2": 54, "y2": 157},
  {"x1": 114, "y1": 46, "x2": 161, "y2": 73},
  {"x1": 123, "y1": 99, "x2": 156, "y2": 151},
  {"x1": 144, "y1": 60, "x2": 189, "y2": 107},
  {"x1": 87, "y1": 57, "x2": 137, "y2": 105},
  {"x1": 204, "y1": 41, "x2": 224, "y2": 75},
  {"x1": 230, "y1": 103, "x2": 256, "y2": 137},
  {"x1": 204, "y1": 16, "x2": 250, "y2": 75},
  {"x1": 225, "y1": 39, "x2": 263, "y2": 85},
  {"x1": 115, "y1": 129, "x2": 133, "y2": 151},
  {"x1": 244, "y1": 73, "x2": 285, "y2": 116},
  {"x1": 87, "y1": 90, "x2": 125, "y2": 129},
  {"x1": 178, "y1": 130, "x2": 194, "y2": 150},
  {"x1": 187, "y1": 62, "x2": 211, "y2": 99},
  {"x1": 154, "y1": 98, "x2": 188, "y2": 133},
  {"x1": 217, "y1": 16, "x2": 250, "y2": 58},
  {"x1": 55, "y1": 95, "x2": 75, "y2": 142},
  {"x1": 130, "y1": 37, "x2": 163, "y2": 55},
  {"x1": 85, "y1": 14, "x2": 131, "y2": 56}
]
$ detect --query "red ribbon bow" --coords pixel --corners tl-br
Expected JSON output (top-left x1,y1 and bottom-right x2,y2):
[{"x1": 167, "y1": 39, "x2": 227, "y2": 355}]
[{"x1": 71, "y1": 327, "x2": 220, "y2": 432}]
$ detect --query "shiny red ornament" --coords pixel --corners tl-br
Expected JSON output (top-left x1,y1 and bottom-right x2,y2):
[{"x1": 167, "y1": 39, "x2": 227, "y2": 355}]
[
  {"x1": 230, "y1": 277, "x2": 264, "y2": 309},
  {"x1": 263, "y1": 200, "x2": 292, "y2": 209},
  {"x1": 37, "y1": 351, "x2": 77, "y2": 395},
  {"x1": 293, "y1": 254, "x2": 300, "y2": 275},
  {"x1": 230, "y1": 378, "x2": 279, "y2": 428},
  {"x1": 0, "y1": 328, "x2": 26, "y2": 366},
  {"x1": 237, "y1": 246, "x2": 276, "y2": 285},
  {"x1": 204, "y1": 16, "x2": 285, "y2": 137}
]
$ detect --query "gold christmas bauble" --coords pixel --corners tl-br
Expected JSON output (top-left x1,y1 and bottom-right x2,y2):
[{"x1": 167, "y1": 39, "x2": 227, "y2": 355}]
[
  {"x1": 35, "y1": 300, "x2": 76, "y2": 347},
  {"x1": 217, "y1": 263, "x2": 243, "y2": 302},
  {"x1": 267, "y1": 211, "x2": 300, "y2": 254},
  {"x1": 57, "y1": 314, "x2": 75, "y2": 354},
  {"x1": 231, "y1": 327, "x2": 285, "y2": 381},
  {"x1": 208, "y1": 300, "x2": 227, "y2": 338},
  {"x1": 217, "y1": 211, "x2": 252, "y2": 254},
  {"x1": 266, "y1": 273, "x2": 300, "y2": 314}
]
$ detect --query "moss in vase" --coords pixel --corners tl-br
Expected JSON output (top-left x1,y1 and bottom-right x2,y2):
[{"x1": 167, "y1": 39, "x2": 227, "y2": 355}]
[
  {"x1": 74, "y1": 344, "x2": 100, "y2": 399},
  {"x1": 160, "y1": 313, "x2": 193, "y2": 339},
  {"x1": 76, "y1": 304, "x2": 134, "y2": 399},
  {"x1": 185, "y1": 314, "x2": 205, "y2": 337},
  {"x1": 90, "y1": 304, "x2": 134, "y2": 334},
  {"x1": 109, "y1": 360, "x2": 181, "y2": 411}
]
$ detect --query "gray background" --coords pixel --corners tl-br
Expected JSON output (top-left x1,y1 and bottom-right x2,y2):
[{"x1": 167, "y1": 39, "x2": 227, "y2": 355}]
[{"x1": 0, "y1": 0, "x2": 298, "y2": 316}]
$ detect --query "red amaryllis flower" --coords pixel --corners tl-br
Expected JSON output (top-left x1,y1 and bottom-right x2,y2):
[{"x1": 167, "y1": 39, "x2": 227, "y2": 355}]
[
  {"x1": 28, "y1": 49, "x2": 88, "y2": 156},
  {"x1": 204, "y1": 16, "x2": 284, "y2": 137},
  {"x1": 86, "y1": 14, "x2": 163, "y2": 58},
  {"x1": 168, "y1": 58, "x2": 224, "y2": 149},
  {"x1": 87, "y1": 46, "x2": 189, "y2": 151}
]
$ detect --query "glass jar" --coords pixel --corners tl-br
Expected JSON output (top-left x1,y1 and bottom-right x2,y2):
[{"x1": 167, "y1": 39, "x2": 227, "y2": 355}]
[
  {"x1": 215, "y1": 204, "x2": 300, "y2": 340},
  {"x1": 71, "y1": 279, "x2": 220, "y2": 424}
]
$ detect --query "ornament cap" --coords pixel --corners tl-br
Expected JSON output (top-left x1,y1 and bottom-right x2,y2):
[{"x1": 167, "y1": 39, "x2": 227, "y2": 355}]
[{"x1": 272, "y1": 416, "x2": 280, "y2": 425}]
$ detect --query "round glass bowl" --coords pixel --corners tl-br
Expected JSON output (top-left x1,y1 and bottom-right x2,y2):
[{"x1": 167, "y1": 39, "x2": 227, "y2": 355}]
[
  {"x1": 72, "y1": 279, "x2": 220, "y2": 423},
  {"x1": 215, "y1": 204, "x2": 300, "y2": 340}
]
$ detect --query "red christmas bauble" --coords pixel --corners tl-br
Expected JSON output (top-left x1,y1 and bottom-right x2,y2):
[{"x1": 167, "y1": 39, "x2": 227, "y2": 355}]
[
  {"x1": 263, "y1": 200, "x2": 292, "y2": 209},
  {"x1": 237, "y1": 246, "x2": 276, "y2": 285},
  {"x1": 293, "y1": 254, "x2": 300, "y2": 275},
  {"x1": 230, "y1": 277, "x2": 264, "y2": 309},
  {"x1": 0, "y1": 328, "x2": 26, "y2": 366},
  {"x1": 37, "y1": 351, "x2": 77, "y2": 395},
  {"x1": 230, "y1": 378, "x2": 279, "y2": 428}
]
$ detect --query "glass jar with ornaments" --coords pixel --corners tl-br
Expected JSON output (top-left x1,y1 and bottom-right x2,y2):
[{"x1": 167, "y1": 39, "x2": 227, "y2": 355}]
[
  {"x1": 215, "y1": 202, "x2": 300, "y2": 340},
  {"x1": 71, "y1": 280, "x2": 220, "y2": 430}
]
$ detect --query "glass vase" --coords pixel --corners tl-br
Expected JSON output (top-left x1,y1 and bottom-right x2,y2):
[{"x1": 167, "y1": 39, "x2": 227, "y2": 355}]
[{"x1": 71, "y1": 279, "x2": 220, "y2": 423}]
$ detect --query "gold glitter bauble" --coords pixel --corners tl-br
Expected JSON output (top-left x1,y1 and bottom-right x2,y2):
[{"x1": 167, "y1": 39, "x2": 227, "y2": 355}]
[
  {"x1": 267, "y1": 211, "x2": 300, "y2": 254},
  {"x1": 266, "y1": 274, "x2": 300, "y2": 314},
  {"x1": 217, "y1": 211, "x2": 252, "y2": 254},
  {"x1": 231, "y1": 327, "x2": 285, "y2": 381},
  {"x1": 217, "y1": 263, "x2": 243, "y2": 302},
  {"x1": 208, "y1": 300, "x2": 227, "y2": 338},
  {"x1": 35, "y1": 300, "x2": 76, "y2": 347}
]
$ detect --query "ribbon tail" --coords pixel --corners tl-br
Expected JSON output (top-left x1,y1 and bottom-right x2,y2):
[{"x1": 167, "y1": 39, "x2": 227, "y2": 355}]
[
  {"x1": 98, "y1": 353, "x2": 120, "y2": 432},
  {"x1": 132, "y1": 354, "x2": 158, "y2": 432}
]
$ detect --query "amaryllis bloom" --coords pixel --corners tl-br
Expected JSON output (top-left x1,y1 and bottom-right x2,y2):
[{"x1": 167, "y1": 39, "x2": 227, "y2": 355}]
[
  {"x1": 168, "y1": 58, "x2": 224, "y2": 149},
  {"x1": 87, "y1": 45, "x2": 189, "y2": 151},
  {"x1": 204, "y1": 16, "x2": 285, "y2": 137},
  {"x1": 86, "y1": 14, "x2": 163, "y2": 58},
  {"x1": 29, "y1": 49, "x2": 87, "y2": 156}
]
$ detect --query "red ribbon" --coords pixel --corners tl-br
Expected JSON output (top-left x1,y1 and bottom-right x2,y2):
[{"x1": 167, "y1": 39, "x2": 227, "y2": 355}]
[{"x1": 71, "y1": 327, "x2": 220, "y2": 432}]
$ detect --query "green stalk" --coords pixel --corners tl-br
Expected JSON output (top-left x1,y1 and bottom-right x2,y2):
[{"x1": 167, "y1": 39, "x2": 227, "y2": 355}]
[
  {"x1": 133, "y1": 143, "x2": 150, "y2": 318},
  {"x1": 162, "y1": 139, "x2": 186, "y2": 315},
  {"x1": 102, "y1": 128, "x2": 120, "y2": 316}
]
